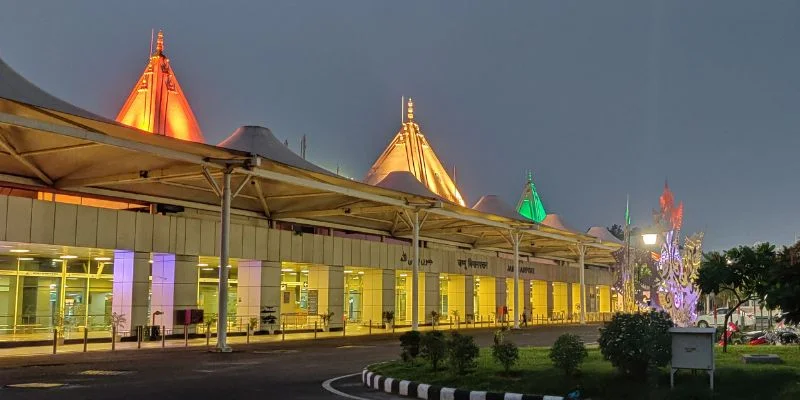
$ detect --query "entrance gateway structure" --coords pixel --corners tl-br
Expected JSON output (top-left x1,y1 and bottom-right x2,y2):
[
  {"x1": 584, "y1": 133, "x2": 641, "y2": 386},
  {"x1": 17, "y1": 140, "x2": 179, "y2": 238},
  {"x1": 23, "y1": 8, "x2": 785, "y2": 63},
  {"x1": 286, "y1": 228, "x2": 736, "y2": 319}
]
[{"x1": 0, "y1": 50, "x2": 620, "y2": 351}]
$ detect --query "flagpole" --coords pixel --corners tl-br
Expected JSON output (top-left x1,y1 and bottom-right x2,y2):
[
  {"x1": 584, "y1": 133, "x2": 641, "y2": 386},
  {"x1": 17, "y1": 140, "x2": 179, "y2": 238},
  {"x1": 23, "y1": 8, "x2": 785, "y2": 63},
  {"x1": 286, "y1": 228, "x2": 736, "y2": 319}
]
[{"x1": 624, "y1": 195, "x2": 632, "y2": 313}]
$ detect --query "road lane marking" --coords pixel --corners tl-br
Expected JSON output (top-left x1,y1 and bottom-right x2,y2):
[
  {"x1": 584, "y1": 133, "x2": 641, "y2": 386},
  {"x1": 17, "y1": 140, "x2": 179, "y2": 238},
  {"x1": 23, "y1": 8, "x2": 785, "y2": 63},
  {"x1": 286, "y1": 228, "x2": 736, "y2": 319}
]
[
  {"x1": 5, "y1": 383, "x2": 67, "y2": 388},
  {"x1": 322, "y1": 372, "x2": 371, "y2": 400},
  {"x1": 253, "y1": 349, "x2": 299, "y2": 354},
  {"x1": 79, "y1": 370, "x2": 133, "y2": 376},
  {"x1": 336, "y1": 345, "x2": 376, "y2": 349}
]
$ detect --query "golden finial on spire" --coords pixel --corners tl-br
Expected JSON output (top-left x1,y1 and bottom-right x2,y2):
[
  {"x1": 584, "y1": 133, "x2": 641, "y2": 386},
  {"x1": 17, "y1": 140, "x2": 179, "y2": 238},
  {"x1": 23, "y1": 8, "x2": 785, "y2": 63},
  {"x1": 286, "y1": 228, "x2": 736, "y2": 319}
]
[
  {"x1": 406, "y1": 97, "x2": 414, "y2": 121},
  {"x1": 155, "y1": 30, "x2": 164, "y2": 55}
]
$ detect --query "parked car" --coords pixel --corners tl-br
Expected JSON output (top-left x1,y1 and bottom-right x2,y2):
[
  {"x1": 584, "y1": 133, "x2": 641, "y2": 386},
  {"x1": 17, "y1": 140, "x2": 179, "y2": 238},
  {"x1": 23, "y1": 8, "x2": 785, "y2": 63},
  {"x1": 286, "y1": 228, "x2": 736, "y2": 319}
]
[{"x1": 696, "y1": 307, "x2": 755, "y2": 328}]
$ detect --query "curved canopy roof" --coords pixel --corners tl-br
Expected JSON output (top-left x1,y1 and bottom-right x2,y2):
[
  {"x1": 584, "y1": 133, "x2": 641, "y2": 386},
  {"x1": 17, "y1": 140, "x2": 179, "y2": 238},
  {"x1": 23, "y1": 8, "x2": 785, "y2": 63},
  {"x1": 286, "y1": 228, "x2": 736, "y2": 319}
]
[
  {"x1": 0, "y1": 57, "x2": 620, "y2": 265},
  {"x1": 0, "y1": 57, "x2": 105, "y2": 121},
  {"x1": 218, "y1": 125, "x2": 333, "y2": 176}
]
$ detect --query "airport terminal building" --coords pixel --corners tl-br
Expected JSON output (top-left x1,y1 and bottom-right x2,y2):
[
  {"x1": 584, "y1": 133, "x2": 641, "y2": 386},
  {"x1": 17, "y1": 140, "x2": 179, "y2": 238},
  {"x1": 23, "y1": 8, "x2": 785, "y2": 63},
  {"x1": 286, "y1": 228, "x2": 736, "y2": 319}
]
[{"x1": 0, "y1": 33, "x2": 621, "y2": 341}]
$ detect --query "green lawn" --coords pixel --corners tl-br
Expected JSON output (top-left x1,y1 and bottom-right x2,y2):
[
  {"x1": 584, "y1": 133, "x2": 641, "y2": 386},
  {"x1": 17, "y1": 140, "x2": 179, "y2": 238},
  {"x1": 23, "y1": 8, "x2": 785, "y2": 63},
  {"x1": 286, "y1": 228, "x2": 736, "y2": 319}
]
[{"x1": 371, "y1": 346, "x2": 800, "y2": 399}]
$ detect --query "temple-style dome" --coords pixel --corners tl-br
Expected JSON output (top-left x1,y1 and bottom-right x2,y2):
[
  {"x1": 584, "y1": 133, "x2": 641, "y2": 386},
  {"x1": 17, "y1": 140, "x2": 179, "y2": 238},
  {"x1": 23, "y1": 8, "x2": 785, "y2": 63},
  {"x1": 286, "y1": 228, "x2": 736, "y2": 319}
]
[
  {"x1": 115, "y1": 31, "x2": 205, "y2": 142},
  {"x1": 364, "y1": 98, "x2": 465, "y2": 206}
]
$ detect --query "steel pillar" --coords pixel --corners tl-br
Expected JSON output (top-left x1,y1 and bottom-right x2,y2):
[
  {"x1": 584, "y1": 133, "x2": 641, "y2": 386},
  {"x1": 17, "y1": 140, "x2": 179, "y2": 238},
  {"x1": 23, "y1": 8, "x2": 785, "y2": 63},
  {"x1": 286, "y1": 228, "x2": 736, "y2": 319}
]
[
  {"x1": 512, "y1": 231, "x2": 520, "y2": 329},
  {"x1": 411, "y1": 210, "x2": 420, "y2": 331},
  {"x1": 578, "y1": 244, "x2": 586, "y2": 324},
  {"x1": 216, "y1": 169, "x2": 232, "y2": 352}
]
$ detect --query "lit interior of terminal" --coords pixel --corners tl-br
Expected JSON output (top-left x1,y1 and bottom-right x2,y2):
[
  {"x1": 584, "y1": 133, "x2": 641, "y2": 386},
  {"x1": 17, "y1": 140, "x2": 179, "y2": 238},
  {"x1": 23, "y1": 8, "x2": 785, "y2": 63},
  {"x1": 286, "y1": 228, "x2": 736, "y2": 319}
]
[{"x1": 0, "y1": 31, "x2": 622, "y2": 346}]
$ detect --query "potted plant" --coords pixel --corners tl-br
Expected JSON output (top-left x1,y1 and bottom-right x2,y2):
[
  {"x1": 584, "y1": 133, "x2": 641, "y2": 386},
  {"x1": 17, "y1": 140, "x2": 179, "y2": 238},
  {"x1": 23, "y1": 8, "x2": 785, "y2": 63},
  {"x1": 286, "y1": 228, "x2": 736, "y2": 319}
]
[
  {"x1": 382, "y1": 310, "x2": 395, "y2": 329},
  {"x1": 248, "y1": 317, "x2": 259, "y2": 334},
  {"x1": 205, "y1": 315, "x2": 217, "y2": 346},
  {"x1": 465, "y1": 313, "x2": 474, "y2": 325},
  {"x1": 52, "y1": 310, "x2": 66, "y2": 345},
  {"x1": 261, "y1": 306, "x2": 278, "y2": 334},
  {"x1": 430, "y1": 310, "x2": 440, "y2": 327},
  {"x1": 451, "y1": 309, "x2": 460, "y2": 327},
  {"x1": 320, "y1": 311, "x2": 335, "y2": 332}
]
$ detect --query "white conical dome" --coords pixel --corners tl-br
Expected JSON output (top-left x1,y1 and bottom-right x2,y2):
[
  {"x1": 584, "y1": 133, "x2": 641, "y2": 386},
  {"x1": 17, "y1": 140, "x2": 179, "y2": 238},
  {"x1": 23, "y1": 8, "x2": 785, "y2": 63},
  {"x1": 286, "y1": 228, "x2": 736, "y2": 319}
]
[
  {"x1": 587, "y1": 226, "x2": 623, "y2": 244},
  {"x1": 542, "y1": 214, "x2": 577, "y2": 233},
  {"x1": 218, "y1": 126, "x2": 331, "y2": 175},
  {"x1": 472, "y1": 195, "x2": 527, "y2": 221},
  {"x1": 375, "y1": 171, "x2": 443, "y2": 201}
]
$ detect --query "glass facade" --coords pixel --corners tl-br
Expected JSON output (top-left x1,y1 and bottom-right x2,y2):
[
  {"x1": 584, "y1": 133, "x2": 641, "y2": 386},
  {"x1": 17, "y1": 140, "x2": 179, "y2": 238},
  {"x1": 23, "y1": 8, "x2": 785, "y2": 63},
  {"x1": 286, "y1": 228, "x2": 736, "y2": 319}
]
[
  {"x1": 344, "y1": 269, "x2": 364, "y2": 323},
  {"x1": 395, "y1": 271, "x2": 408, "y2": 323},
  {"x1": 197, "y1": 263, "x2": 238, "y2": 330},
  {"x1": 0, "y1": 255, "x2": 113, "y2": 338}
]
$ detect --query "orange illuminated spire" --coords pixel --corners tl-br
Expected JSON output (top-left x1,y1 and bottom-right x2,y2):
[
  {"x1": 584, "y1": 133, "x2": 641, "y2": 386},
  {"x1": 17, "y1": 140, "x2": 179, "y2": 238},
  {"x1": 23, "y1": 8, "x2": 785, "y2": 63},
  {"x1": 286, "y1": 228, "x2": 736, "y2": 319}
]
[
  {"x1": 115, "y1": 30, "x2": 205, "y2": 142},
  {"x1": 365, "y1": 98, "x2": 466, "y2": 206}
]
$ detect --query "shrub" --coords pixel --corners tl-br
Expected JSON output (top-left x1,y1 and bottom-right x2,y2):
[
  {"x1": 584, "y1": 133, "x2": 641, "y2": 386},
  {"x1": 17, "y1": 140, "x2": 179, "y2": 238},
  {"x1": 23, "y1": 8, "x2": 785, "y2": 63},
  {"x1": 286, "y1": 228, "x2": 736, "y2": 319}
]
[
  {"x1": 420, "y1": 331, "x2": 448, "y2": 371},
  {"x1": 399, "y1": 331, "x2": 421, "y2": 363},
  {"x1": 448, "y1": 332, "x2": 479, "y2": 374},
  {"x1": 598, "y1": 311, "x2": 673, "y2": 377},
  {"x1": 549, "y1": 333, "x2": 588, "y2": 376},
  {"x1": 491, "y1": 330, "x2": 519, "y2": 373}
]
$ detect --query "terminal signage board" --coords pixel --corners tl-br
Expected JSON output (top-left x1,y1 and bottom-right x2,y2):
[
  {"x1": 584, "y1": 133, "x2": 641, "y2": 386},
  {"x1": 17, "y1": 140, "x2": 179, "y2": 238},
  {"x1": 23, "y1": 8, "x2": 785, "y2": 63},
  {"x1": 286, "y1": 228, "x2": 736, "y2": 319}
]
[{"x1": 307, "y1": 290, "x2": 319, "y2": 315}]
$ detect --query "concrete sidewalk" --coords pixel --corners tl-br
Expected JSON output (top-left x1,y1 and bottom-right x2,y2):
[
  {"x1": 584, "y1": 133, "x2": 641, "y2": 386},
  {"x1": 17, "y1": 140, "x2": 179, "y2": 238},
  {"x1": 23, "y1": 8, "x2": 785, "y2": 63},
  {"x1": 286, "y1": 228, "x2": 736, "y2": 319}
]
[{"x1": 0, "y1": 320, "x2": 540, "y2": 362}]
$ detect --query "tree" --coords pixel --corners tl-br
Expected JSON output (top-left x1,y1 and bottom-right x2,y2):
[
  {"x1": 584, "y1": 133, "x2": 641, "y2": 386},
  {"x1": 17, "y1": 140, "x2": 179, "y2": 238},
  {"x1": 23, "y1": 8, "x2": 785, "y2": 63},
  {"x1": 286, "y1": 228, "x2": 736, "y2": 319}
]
[
  {"x1": 765, "y1": 243, "x2": 800, "y2": 324},
  {"x1": 695, "y1": 243, "x2": 776, "y2": 352},
  {"x1": 607, "y1": 224, "x2": 625, "y2": 241}
]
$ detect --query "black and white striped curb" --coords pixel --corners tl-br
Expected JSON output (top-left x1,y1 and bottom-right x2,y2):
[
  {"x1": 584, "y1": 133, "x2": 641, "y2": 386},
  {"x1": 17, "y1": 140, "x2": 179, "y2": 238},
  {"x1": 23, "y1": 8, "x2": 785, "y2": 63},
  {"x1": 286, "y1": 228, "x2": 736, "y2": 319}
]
[{"x1": 362, "y1": 369, "x2": 564, "y2": 400}]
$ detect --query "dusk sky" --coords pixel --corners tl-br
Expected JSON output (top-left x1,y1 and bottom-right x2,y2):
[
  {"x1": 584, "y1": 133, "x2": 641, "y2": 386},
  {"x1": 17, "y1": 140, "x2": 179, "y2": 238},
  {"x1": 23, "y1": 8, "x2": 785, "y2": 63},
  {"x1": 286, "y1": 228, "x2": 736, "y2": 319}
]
[{"x1": 2, "y1": 1, "x2": 799, "y2": 250}]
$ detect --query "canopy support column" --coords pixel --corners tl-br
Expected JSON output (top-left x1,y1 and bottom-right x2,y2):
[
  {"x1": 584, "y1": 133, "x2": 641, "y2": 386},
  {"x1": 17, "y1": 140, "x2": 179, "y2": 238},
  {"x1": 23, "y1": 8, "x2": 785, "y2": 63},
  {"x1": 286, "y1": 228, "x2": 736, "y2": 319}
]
[
  {"x1": 412, "y1": 210, "x2": 419, "y2": 331},
  {"x1": 577, "y1": 243, "x2": 587, "y2": 325},
  {"x1": 216, "y1": 168, "x2": 233, "y2": 352},
  {"x1": 511, "y1": 230, "x2": 522, "y2": 329},
  {"x1": 402, "y1": 208, "x2": 429, "y2": 332}
]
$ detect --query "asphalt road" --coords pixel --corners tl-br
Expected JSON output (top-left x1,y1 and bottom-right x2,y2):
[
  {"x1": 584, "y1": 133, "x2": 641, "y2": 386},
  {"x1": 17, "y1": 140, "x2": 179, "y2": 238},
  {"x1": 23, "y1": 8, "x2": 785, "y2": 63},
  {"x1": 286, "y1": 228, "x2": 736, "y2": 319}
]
[{"x1": 0, "y1": 324, "x2": 601, "y2": 400}]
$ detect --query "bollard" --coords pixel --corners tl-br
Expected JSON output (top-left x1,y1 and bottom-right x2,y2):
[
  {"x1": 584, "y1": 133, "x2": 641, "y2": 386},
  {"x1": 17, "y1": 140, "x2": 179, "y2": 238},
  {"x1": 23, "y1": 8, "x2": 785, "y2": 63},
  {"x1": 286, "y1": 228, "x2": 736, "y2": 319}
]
[
  {"x1": 314, "y1": 322, "x2": 317, "y2": 339},
  {"x1": 184, "y1": 327, "x2": 188, "y2": 348},
  {"x1": 392, "y1": 322, "x2": 395, "y2": 334},
  {"x1": 369, "y1": 320, "x2": 372, "y2": 335},
  {"x1": 161, "y1": 326, "x2": 166, "y2": 348},
  {"x1": 52, "y1": 328, "x2": 58, "y2": 354},
  {"x1": 83, "y1": 327, "x2": 89, "y2": 352},
  {"x1": 206, "y1": 327, "x2": 210, "y2": 347},
  {"x1": 247, "y1": 327, "x2": 250, "y2": 344},
  {"x1": 343, "y1": 319, "x2": 346, "y2": 337},
  {"x1": 137, "y1": 326, "x2": 142, "y2": 349},
  {"x1": 282, "y1": 322, "x2": 286, "y2": 342},
  {"x1": 112, "y1": 326, "x2": 116, "y2": 351}
]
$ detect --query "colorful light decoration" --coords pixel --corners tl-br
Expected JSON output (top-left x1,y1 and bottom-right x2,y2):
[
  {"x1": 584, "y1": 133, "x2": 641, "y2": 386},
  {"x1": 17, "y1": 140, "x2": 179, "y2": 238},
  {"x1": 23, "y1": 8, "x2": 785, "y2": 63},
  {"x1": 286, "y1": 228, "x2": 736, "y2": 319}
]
[{"x1": 652, "y1": 183, "x2": 703, "y2": 327}]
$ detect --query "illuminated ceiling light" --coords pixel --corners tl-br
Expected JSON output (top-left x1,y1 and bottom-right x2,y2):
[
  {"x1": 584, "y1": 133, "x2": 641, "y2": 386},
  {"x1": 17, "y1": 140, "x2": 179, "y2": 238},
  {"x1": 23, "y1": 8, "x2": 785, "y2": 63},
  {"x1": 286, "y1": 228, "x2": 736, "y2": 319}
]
[
  {"x1": 301, "y1": 270, "x2": 309, "y2": 274},
  {"x1": 281, "y1": 268, "x2": 294, "y2": 272},
  {"x1": 197, "y1": 263, "x2": 209, "y2": 267},
  {"x1": 202, "y1": 268, "x2": 214, "y2": 271},
  {"x1": 10, "y1": 249, "x2": 29, "y2": 253},
  {"x1": 18, "y1": 257, "x2": 33, "y2": 261},
  {"x1": 344, "y1": 270, "x2": 353, "y2": 274},
  {"x1": 60, "y1": 255, "x2": 77, "y2": 259},
  {"x1": 357, "y1": 271, "x2": 364, "y2": 275},
  {"x1": 149, "y1": 260, "x2": 153, "y2": 264},
  {"x1": 94, "y1": 257, "x2": 112, "y2": 261},
  {"x1": 399, "y1": 273, "x2": 407, "y2": 277}
]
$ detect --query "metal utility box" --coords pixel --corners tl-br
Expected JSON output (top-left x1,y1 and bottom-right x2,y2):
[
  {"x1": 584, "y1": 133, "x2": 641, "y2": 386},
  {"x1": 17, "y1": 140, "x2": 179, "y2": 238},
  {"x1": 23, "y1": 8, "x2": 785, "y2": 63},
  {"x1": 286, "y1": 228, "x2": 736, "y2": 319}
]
[{"x1": 669, "y1": 327, "x2": 716, "y2": 390}]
